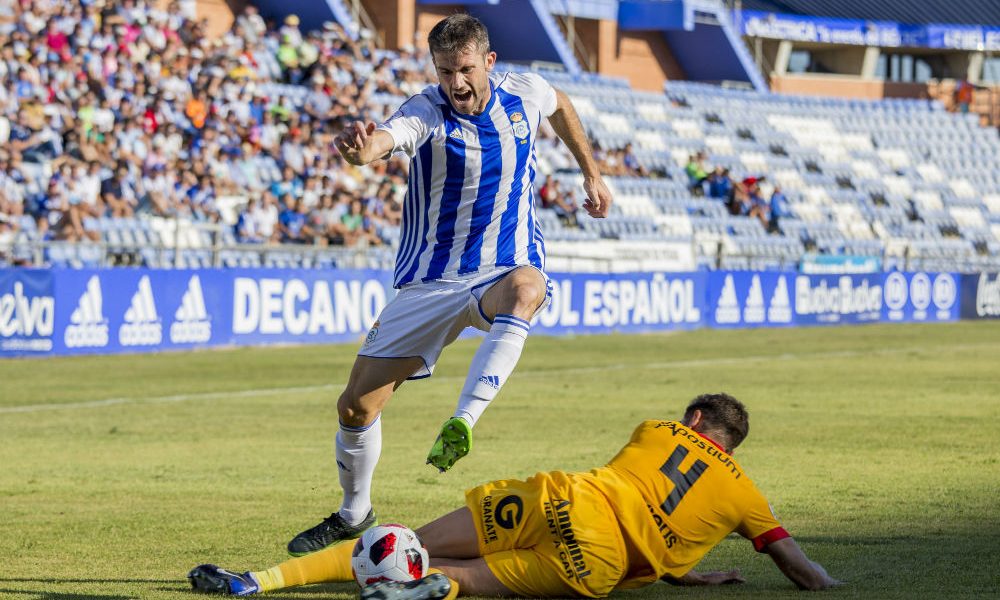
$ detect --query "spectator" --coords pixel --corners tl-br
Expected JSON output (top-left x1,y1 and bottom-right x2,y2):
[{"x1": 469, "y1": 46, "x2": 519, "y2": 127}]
[
  {"x1": 954, "y1": 80, "x2": 974, "y2": 114},
  {"x1": 707, "y1": 166, "x2": 732, "y2": 200},
  {"x1": 236, "y1": 197, "x2": 266, "y2": 243},
  {"x1": 621, "y1": 142, "x2": 647, "y2": 177},
  {"x1": 340, "y1": 197, "x2": 380, "y2": 247},
  {"x1": 278, "y1": 195, "x2": 321, "y2": 244},
  {"x1": 685, "y1": 151, "x2": 709, "y2": 196},
  {"x1": 101, "y1": 165, "x2": 137, "y2": 218},
  {"x1": 768, "y1": 185, "x2": 788, "y2": 234},
  {"x1": 538, "y1": 175, "x2": 579, "y2": 227}
]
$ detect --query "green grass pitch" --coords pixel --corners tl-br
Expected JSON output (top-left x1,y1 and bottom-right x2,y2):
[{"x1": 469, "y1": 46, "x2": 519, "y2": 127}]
[{"x1": 1, "y1": 321, "x2": 999, "y2": 599}]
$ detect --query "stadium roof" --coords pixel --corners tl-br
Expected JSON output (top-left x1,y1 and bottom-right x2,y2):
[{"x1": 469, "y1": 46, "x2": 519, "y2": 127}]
[{"x1": 739, "y1": 0, "x2": 1000, "y2": 27}]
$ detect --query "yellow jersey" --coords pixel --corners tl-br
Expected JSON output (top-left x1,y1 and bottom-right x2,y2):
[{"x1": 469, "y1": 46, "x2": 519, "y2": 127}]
[{"x1": 584, "y1": 420, "x2": 788, "y2": 587}]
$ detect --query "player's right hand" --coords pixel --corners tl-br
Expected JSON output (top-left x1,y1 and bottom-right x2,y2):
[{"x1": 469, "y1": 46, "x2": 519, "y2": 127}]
[{"x1": 335, "y1": 121, "x2": 377, "y2": 157}]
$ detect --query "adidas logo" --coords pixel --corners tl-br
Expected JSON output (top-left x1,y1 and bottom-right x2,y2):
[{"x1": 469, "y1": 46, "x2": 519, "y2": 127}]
[
  {"x1": 744, "y1": 275, "x2": 765, "y2": 324},
  {"x1": 119, "y1": 275, "x2": 162, "y2": 346},
  {"x1": 478, "y1": 375, "x2": 501, "y2": 390},
  {"x1": 64, "y1": 275, "x2": 109, "y2": 348},
  {"x1": 448, "y1": 128, "x2": 464, "y2": 140},
  {"x1": 170, "y1": 275, "x2": 211, "y2": 344},
  {"x1": 767, "y1": 276, "x2": 792, "y2": 323},
  {"x1": 715, "y1": 275, "x2": 740, "y2": 324}
]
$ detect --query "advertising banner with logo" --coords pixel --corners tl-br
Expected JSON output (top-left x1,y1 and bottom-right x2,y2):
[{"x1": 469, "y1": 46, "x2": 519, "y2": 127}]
[
  {"x1": 959, "y1": 273, "x2": 1000, "y2": 320},
  {"x1": 0, "y1": 269, "x2": 55, "y2": 355},
  {"x1": 532, "y1": 271, "x2": 707, "y2": 335},
  {"x1": 882, "y1": 271, "x2": 960, "y2": 323},
  {"x1": 0, "y1": 268, "x2": 977, "y2": 358},
  {"x1": 792, "y1": 273, "x2": 884, "y2": 326},
  {"x1": 227, "y1": 268, "x2": 394, "y2": 345},
  {"x1": 708, "y1": 271, "x2": 795, "y2": 329}
]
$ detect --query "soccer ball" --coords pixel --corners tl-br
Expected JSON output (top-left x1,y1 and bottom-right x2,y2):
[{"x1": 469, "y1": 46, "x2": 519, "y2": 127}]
[{"x1": 351, "y1": 524, "x2": 429, "y2": 587}]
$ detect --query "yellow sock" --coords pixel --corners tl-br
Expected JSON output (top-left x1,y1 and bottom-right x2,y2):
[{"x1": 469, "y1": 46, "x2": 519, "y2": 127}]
[
  {"x1": 426, "y1": 568, "x2": 460, "y2": 600},
  {"x1": 249, "y1": 541, "x2": 356, "y2": 592}
]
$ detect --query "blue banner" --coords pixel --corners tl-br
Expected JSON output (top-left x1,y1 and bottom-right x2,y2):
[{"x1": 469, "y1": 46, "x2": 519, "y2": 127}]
[
  {"x1": 792, "y1": 273, "x2": 883, "y2": 325},
  {"x1": 882, "y1": 271, "x2": 960, "y2": 323},
  {"x1": 228, "y1": 269, "x2": 394, "y2": 345},
  {"x1": 960, "y1": 272, "x2": 1000, "y2": 320},
  {"x1": 0, "y1": 268, "x2": 975, "y2": 358},
  {"x1": 737, "y1": 9, "x2": 1000, "y2": 50},
  {"x1": 0, "y1": 269, "x2": 55, "y2": 355},
  {"x1": 533, "y1": 272, "x2": 706, "y2": 335},
  {"x1": 708, "y1": 271, "x2": 794, "y2": 328}
]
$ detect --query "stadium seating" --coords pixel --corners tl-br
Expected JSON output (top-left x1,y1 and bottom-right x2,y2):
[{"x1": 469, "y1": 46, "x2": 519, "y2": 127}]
[{"x1": 2, "y1": 4, "x2": 997, "y2": 274}]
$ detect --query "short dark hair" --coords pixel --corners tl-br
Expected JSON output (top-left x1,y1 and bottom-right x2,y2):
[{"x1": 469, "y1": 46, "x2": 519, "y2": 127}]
[
  {"x1": 684, "y1": 393, "x2": 749, "y2": 450},
  {"x1": 428, "y1": 14, "x2": 490, "y2": 56}
]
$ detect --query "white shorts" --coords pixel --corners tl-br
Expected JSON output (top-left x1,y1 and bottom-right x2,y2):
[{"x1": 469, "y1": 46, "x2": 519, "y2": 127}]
[{"x1": 359, "y1": 267, "x2": 551, "y2": 379}]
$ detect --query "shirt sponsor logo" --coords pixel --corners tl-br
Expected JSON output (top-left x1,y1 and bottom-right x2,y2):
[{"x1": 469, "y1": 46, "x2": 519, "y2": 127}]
[
  {"x1": 64, "y1": 275, "x2": 109, "y2": 348},
  {"x1": 544, "y1": 499, "x2": 591, "y2": 581},
  {"x1": 170, "y1": 275, "x2": 211, "y2": 344}
]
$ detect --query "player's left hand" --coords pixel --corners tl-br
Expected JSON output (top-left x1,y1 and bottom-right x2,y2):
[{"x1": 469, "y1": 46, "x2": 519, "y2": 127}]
[
  {"x1": 582, "y1": 175, "x2": 612, "y2": 218},
  {"x1": 702, "y1": 569, "x2": 745, "y2": 585}
]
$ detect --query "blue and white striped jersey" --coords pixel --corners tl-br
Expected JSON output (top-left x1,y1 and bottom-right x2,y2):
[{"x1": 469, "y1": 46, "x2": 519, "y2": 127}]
[{"x1": 379, "y1": 72, "x2": 558, "y2": 288}]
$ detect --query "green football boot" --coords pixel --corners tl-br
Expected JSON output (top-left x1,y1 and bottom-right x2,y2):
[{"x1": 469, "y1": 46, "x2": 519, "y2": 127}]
[{"x1": 426, "y1": 417, "x2": 473, "y2": 472}]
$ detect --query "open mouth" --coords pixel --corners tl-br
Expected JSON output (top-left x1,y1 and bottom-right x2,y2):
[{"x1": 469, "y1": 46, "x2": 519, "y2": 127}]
[{"x1": 453, "y1": 89, "x2": 473, "y2": 104}]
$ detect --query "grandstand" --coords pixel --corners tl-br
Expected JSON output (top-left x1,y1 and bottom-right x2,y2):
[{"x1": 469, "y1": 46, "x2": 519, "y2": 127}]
[{"x1": 0, "y1": 0, "x2": 998, "y2": 276}]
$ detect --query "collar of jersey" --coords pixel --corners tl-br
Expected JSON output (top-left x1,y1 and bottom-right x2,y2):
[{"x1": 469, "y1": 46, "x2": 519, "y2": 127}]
[
  {"x1": 695, "y1": 430, "x2": 727, "y2": 454},
  {"x1": 437, "y1": 80, "x2": 497, "y2": 124}
]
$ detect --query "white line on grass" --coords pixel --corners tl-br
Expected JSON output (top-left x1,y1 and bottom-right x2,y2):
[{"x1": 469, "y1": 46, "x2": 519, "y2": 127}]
[{"x1": 2, "y1": 341, "x2": 995, "y2": 414}]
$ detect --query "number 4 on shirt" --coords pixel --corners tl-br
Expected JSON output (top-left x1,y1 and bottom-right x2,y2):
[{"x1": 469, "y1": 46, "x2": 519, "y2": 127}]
[{"x1": 659, "y1": 445, "x2": 708, "y2": 515}]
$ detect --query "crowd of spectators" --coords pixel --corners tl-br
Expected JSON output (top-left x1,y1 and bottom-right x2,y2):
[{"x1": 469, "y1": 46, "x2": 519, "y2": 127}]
[
  {"x1": 686, "y1": 151, "x2": 788, "y2": 233},
  {"x1": 0, "y1": 0, "x2": 444, "y2": 257},
  {"x1": 0, "y1": 0, "x2": 664, "y2": 263}
]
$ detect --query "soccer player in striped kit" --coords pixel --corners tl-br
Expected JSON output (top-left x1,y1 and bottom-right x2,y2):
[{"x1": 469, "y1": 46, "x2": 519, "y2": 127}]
[{"x1": 285, "y1": 14, "x2": 614, "y2": 556}]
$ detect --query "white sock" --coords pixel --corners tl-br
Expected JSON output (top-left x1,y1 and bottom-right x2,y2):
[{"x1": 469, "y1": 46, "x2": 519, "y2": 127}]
[
  {"x1": 336, "y1": 415, "x2": 382, "y2": 525},
  {"x1": 454, "y1": 314, "x2": 529, "y2": 427}
]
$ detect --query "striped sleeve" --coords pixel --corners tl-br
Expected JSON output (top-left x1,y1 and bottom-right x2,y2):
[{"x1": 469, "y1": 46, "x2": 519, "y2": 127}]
[{"x1": 378, "y1": 94, "x2": 438, "y2": 157}]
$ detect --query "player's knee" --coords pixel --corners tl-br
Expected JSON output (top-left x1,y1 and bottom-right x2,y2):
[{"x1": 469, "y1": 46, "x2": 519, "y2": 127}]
[
  {"x1": 337, "y1": 389, "x2": 379, "y2": 427},
  {"x1": 502, "y1": 272, "x2": 546, "y2": 318}
]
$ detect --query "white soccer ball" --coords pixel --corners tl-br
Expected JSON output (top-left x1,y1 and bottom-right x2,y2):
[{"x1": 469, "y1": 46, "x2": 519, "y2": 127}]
[{"x1": 351, "y1": 524, "x2": 430, "y2": 587}]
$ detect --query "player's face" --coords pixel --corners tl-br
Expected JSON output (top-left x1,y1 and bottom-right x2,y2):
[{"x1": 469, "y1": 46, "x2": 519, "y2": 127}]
[{"x1": 433, "y1": 46, "x2": 496, "y2": 115}]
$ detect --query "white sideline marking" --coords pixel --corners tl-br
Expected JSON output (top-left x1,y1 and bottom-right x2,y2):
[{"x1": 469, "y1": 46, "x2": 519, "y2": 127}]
[{"x1": 1, "y1": 342, "x2": 994, "y2": 415}]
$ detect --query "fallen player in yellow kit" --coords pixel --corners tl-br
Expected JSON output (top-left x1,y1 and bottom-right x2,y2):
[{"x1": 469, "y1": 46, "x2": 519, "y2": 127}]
[{"x1": 189, "y1": 392, "x2": 841, "y2": 598}]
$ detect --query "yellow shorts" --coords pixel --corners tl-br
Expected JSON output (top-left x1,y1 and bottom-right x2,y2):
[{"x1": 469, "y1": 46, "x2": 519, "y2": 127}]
[{"x1": 464, "y1": 471, "x2": 627, "y2": 598}]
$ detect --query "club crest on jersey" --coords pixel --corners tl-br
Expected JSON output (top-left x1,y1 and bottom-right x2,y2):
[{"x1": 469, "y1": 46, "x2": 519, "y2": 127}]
[
  {"x1": 509, "y1": 112, "x2": 530, "y2": 140},
  {"x1": 365, "y1": 320, "x2": 380, "y2": 346}
]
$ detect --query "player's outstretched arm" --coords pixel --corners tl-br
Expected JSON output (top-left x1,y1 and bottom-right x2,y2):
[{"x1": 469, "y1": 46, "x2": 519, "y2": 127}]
[
  {"x1": 662, "y1": 569, "x2": 745, "y2": 586},
  {"x1": 335, "y1": 121, "x2": 395, "y2": 166},
  {"x1": 547, "y1": 88, "x2": 613, "y2": 218},
  {"x1": 765, "y1": 537, "x2": 842, "y2": 591}
]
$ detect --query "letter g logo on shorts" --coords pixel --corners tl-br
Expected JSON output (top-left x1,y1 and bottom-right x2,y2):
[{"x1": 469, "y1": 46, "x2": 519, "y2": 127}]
[{"x1": 494, "y1": 495, "x2": 524, "y2": 529}]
